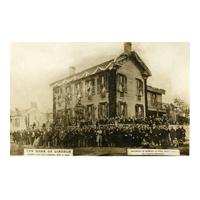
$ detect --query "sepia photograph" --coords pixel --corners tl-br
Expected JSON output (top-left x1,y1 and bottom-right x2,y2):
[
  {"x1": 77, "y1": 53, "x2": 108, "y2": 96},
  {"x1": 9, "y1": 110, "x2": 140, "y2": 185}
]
[
  {"x1": 1, "y1": 1, "x2": 199, "y2": 200},
  {"x1": 10, "y1": 42, "x2": 190, "y2": 156}
]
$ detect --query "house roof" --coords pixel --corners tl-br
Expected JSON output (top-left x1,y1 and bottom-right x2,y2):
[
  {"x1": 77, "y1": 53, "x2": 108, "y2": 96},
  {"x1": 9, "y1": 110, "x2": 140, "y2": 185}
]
[
  {"x1": 130, "y1": 51, "x2": 152, "y2": 76},
  {"x1": 50, "y1": 51, "x2": 152, "y2": 87},
  {"x1": 147, "y1": 85, "x2": 166, "y2": 95}
]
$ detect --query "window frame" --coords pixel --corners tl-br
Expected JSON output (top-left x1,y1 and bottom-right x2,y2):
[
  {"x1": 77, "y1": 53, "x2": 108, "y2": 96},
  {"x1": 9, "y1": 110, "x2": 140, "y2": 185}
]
[
  {"x1": 136, "y1": 78, "x2": 144, "y2": 97},
  {"x1": 97, "y1": 73, "x2": 108, "y2": 96},
  {"x1": 98, "y1": 102, "x2": 108, "y2": 119},
  {"x1": 135, "y1": 104, "x2": 144, "y2": 118},
  {"x1": 117, "y1": 73, "x2": 127, "y2": 96},
  {"x1": 85, "y1": 78, "x2": 95, "y2": 97},
  {"x1": 117, "y1": 101, "x2": 128, "y2": 117}
]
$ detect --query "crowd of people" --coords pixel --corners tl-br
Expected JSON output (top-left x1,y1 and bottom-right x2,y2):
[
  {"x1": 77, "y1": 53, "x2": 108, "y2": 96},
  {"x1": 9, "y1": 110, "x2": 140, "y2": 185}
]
[
  {"x1": 64, "y1": 115, "x2": 172, "y2": 127},
  {"x1": 11, "y1": 116, "x2": 187, "y2": 149}
]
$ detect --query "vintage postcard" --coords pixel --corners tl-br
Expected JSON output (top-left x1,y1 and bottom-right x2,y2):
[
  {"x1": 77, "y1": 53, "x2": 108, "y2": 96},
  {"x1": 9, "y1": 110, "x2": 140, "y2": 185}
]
[{"x1": 10, "y1": 42, "x2": 189, "y2": 156}]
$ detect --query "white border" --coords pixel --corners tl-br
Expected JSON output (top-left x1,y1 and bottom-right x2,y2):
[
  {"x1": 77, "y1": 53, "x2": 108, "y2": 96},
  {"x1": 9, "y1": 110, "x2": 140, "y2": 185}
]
[{"x1": 0, "y1": 1, "x2": 199, "y2": 200}]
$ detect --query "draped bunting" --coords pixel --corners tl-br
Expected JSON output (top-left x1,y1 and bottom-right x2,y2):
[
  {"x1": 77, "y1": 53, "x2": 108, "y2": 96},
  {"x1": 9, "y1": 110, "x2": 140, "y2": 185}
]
[
  {"x1": 50, "y1": 50, "x2": 152, "y2": 88},
  {"x1": 51, "y1": 60, "x2": 115, "y2": 87}
]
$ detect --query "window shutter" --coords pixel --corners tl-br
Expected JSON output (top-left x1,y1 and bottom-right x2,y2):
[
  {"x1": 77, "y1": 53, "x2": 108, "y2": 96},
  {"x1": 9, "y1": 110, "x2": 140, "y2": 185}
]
[
  {"x1": 136, "y1": 79, "x2": 139, "y2": 96},
  {"x1": 98, "y1": 104, "x2": 101, "y2": 119},
  {"x1": 74, "y1": 84, "x2": 77, "y2": 96},
  {"x1": 69, "y1": 85, "x2": 72, "y2": 100},
  {"x1": 151, "y1": 93, "x2": 154, "y2": 106},
  {"x1": 124, "y1": 76, "x2": 127, "y2": 93},
  {"x1": 141, "y1": 80, "x2": 144, "y2": 96},
  {"x1": 98, "y1": 104, "x2": 99, "y2": 119},
  {"x1": 85, "y1": 81, "x2": 88, "y2": 97},
  {"x1": 105, "y1": 73, "x2": 108, "y2": 91},
  {"x1": 97, "y1": 76, "x2": 100, "y2": 94},
  {"x1": 84, "y1": 106, "x2": 87, "y2": 119},
  {"x1": 80, "y1": 82, "x2": 83, "y2": 97},
  {"x1": 69, "y1": 109, "x2": 72, "y2": 118},
  {"x1": 117, "y1": 74, "x2": 120, "y2": 92},
  {"x1": 92, "y1": 105, "x2": 95, "y2": 119},
  {"x1": 125, "y1": 103, "x2": 128, "y2": 116},
  {"x1": 141, "y1": 105, "x2": 144, "y2": 117},
  {"x1": 92, "y1": 78, "x2": 95, "y2": 95},
  {"x1": 106, "y1": 103, "x2": 109, "y2": 117},
  {"x1": 117, "y1": 102, "x2": 121, "y2": 116}
]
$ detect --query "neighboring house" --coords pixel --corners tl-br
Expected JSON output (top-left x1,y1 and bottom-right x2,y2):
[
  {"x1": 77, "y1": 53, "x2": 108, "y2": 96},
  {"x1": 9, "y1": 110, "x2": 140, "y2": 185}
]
[
  {"x1": 50, "y1": 42, "x2": 166, "y2": 125},
  {"x1": 10, "y1": 109, "x2": 27, "y2": 132},
  {"x1": 147, "y1": 85, "x2": 166, "y2": 116},
  {"x1": 10, "y1": 102, "x2": 53, "y2": 132}
]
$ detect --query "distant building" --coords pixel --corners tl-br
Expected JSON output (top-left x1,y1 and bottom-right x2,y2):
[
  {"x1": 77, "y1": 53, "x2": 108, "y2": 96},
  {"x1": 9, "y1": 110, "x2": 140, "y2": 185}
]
[
  {"x1": 10, "y1": 109, "x2": 27, "y2": 131},
  {"x1": 10, "y1": 102, "x2": 53, "y2": 132},
  {"x1": 50, "y1": 43, "x2": 166, "y2": 125},
  {"x1": 162, "y1": 102, "x2": 189, "y2": 124}
]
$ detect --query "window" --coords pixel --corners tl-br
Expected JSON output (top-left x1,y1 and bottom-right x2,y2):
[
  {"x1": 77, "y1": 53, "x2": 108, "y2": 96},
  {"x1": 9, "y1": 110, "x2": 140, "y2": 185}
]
[
  {"x1": 66, "y1": 109, "x2": 72, "y2": 119},
  {"x1": 53, "y1": 86, "x2": 60, "y2": 94},
  {"x1": 74, "y1": 82, "x2": 83, "y2": 101},
  {"x1": 136, "y1": 79, "x2": 143, "y2": 98},
  {"x1": 135, "y1": 104, "x2": 144, "y2": 118},
  {"x1": 85, "y1": 78, "x2": 95, "y2": 98},
  {"x1": 65, "y1": 84, "x2": 72, "y2": 101},
  {"x1": 117, "y1": 74, "x2": 127, "y2": 97},
  {"x1": 151, "y1": 93, "x2": 158, "y2": 106},
  {"x1": 98, "y1": 102, "x2": 108, "y2": 119},
  {"x1": 56, "y1": 110, "x2": 64, "y2": 123},
  {"x1": 97, "y1": 74, "x2": 108, "y2": 97},
  {"x1": 56, "y1": 94, "x2": 62, "y2": 107},
  {"x1": 15, "y1": 118, "x2": 20, "y2": 127},
  {"x1": 117, "y1": 101, "x2": 127, "y2": 117},
  {"x1": 86, "y1": 104, "x2": 95, "y2": 120},
  {"x1": 65, "y1": 109, "x2": 73, "y2": 125},
  {"x1": 54, "y1": 86, "x2": 64, "y2": 108}
]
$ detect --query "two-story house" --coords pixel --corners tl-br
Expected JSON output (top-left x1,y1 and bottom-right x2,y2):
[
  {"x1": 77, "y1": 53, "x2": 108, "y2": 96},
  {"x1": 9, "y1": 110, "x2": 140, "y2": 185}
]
[
  {"x1": 10, "y1": 102, "x2": 53, "y2": 131},
  {"x1": 50, "y1": 43, "x2": 166, "y2": 125}
]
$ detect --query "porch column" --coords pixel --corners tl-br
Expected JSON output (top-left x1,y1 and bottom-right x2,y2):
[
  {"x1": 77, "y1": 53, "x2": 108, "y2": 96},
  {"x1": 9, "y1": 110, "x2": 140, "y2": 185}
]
[{"x1": 142, "y1": 73, "x2": 148, "y2": 117}]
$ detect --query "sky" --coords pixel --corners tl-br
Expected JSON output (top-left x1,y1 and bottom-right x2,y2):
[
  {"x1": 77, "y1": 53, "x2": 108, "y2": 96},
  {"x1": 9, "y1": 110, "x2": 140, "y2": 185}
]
[{"x1": 11, "y1": 42, "x2": 189, "y2": 112}]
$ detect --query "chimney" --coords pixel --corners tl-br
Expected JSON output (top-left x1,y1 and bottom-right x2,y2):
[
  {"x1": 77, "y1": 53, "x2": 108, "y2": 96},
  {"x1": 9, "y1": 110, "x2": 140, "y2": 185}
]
[
  {"x1": 69, "y1": 66, "x2": 76, "y2": 76},
  {"x1": 124, "y1": 42, "x2": 132, "y2": 53}
]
